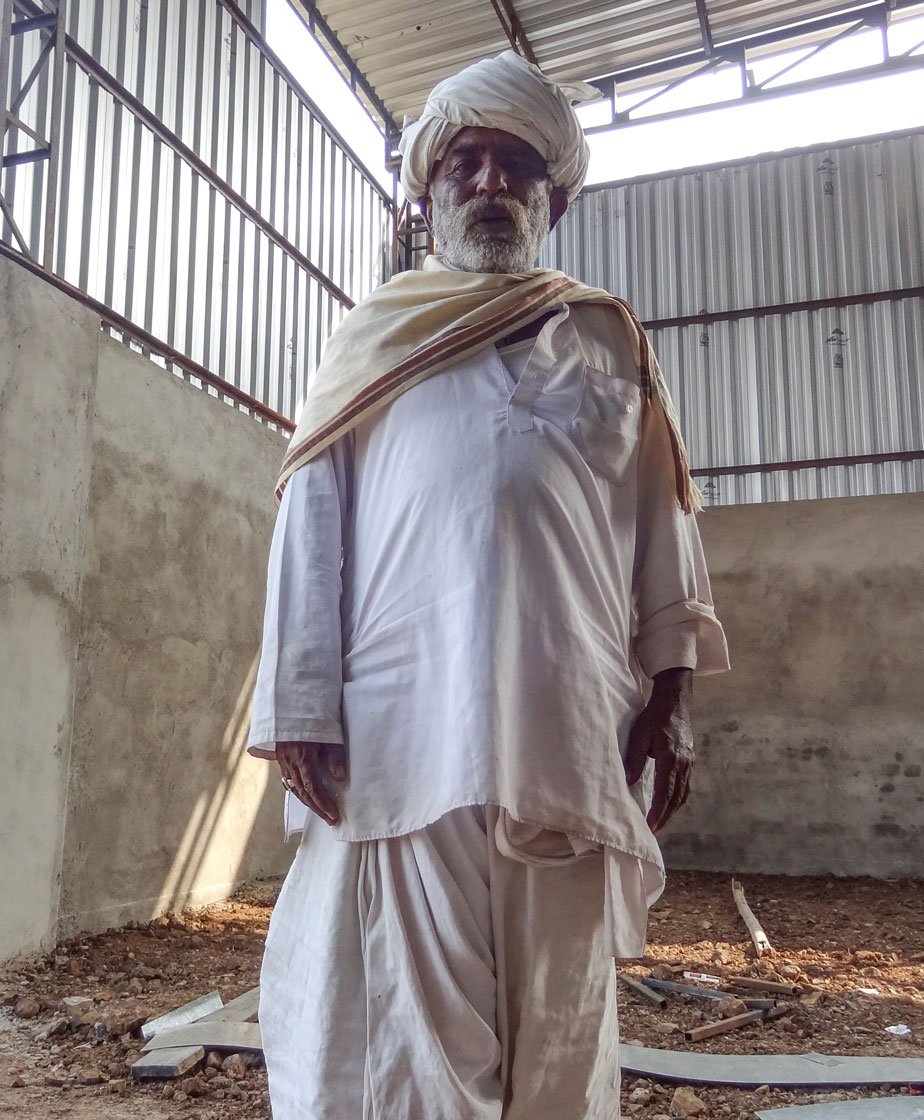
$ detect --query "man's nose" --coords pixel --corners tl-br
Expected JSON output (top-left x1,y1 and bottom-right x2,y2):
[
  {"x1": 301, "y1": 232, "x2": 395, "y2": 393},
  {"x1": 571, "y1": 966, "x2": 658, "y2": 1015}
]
[{"x1": 475, "y1": 159, "x2": 508, "y2": 194}]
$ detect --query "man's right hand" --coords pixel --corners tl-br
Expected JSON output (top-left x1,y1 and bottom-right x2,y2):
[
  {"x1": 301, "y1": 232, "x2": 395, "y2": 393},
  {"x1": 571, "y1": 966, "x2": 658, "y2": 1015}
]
[{"x1": 276, "y1": 741, "x2": 348, "y2": 826}]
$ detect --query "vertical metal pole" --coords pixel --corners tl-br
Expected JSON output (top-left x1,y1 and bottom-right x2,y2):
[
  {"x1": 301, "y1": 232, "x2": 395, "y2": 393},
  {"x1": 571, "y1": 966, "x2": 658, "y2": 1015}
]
[
  {"x1": 77, "y1": 1, "x2": 105, "y2": 292},
  {"x1": 391, "y1": 161, "x2": 400, "y2": 274},
  {"x1": 103, "y1": 0, "x2": 129, "y2": 307},
  {"x1": 305, "y1": 114, "x2": 315, "y2": 261},
  {"x1": 0, "y1": 0, "x2": 15, "y2": 247},
  {"x1": 123, "y1": 0, "x2": 148, "y2": 327},
  {"x1": 166, "y1": 0, "x2": 188, "y2": 358},
  {"x1": 142, "y1": 0, "x2": 170, "y2": 339},
  {"x1": 42, "y1": 0, "x2": 66, "y2": 271},
  {"x1": 218, "y1": 13, "x2": 237, "y2": 383},
  {"x1": 0, "y1": 1, "x2": 13, "y2": 144},
  {"x1": 202, "y1": 2, "x2": 224, "y2": 369},
  {"x1": 232, "y1": 24, "x2": 250, "y2": 390},
  {"x1": 293, "y1": 100, "x2": 303, "y2": 252},
  {"x1": 54, "y1": 18, "x2": 76, "y2": 275}
]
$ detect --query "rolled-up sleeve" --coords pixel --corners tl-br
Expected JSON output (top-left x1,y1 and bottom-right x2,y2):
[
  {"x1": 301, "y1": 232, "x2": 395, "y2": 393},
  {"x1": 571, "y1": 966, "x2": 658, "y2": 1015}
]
[
  {"x1": 631, "y1": 394, "x2": 730, "y2": 679},
  {"x1": 247, "y1": 436, "x2": 353, "y2": 757}
]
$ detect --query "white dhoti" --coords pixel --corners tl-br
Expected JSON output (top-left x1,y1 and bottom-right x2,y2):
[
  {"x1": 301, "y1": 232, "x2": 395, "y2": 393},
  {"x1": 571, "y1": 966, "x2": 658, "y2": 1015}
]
[{"x1": 261, "y1": 805, "x2": 622, "y2": 1120}]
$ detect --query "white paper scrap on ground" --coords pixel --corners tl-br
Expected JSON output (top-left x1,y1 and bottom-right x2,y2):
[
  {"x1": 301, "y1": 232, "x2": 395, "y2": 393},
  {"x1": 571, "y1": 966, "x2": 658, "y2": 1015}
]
[
  {"x1": 619, "y1": 1045, "x2": 924, "y2": 1087},
  {"x1": 756, "y1": 1098, "x2": 924, "y2": 1118}
]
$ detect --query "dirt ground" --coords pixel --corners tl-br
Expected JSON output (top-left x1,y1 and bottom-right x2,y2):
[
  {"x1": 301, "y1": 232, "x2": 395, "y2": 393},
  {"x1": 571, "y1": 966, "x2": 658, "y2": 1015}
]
[{"x1": 1, "y1": 871, "x2": 921, "y2": 1119}]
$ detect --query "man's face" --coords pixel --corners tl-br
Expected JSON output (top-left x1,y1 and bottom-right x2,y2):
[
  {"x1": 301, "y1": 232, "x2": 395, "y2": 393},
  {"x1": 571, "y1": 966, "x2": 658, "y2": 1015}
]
[{"x1": 423, "y1": 127, "x2": 567, "y2": 274}]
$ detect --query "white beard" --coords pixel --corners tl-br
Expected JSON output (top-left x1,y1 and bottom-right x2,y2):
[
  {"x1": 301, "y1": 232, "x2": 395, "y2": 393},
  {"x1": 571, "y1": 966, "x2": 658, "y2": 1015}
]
[{"x1": 431, "y1": 184, "x2": 551, "y2": 274}]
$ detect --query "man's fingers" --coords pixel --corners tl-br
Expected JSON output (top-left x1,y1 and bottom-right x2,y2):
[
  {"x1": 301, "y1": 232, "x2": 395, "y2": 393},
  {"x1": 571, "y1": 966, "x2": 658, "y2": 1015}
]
[
  {"x1": 624, "y1": 725, "x2": 652, "y2": 786},
  {"x1": 293, "y1": 752, "x2": 341, "y2": 825},
  {"x1": 275, "y1": 743, "x2": 343, "y2": 826},
  {"x1": 646, "y1": 759, "x2": 673, "y2": 833},
  {"x1": 323, "y1": 743, "x2": 348, "y2": 783},
  {"x1": 659, "y1": 766, "x2": 691, "y2": 831},
  {"x1": 277, "y1": 755, "x2": 302, "y2": 792},
  {"x1": 675, "y1": 770, "x2": 692, "y2": 813},
  {"x1": 649, "y1": 760, "x2": 692, "y2": 833}
]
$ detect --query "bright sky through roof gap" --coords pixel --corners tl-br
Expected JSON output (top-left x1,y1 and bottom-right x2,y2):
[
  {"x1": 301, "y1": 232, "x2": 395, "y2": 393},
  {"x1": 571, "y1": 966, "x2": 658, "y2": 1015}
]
[{"x1": 266, "y1": 1, "x2": 924, "y2": 191}]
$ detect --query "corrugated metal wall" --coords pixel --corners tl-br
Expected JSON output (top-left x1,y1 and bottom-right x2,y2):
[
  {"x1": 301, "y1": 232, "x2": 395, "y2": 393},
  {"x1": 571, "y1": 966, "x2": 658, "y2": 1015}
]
[
  {"x1": 541, "y1": 131, "x2": 924, "y2": 504},
  {"x1": 1, "y1": 0, "x2": 391, "y2": 423}
]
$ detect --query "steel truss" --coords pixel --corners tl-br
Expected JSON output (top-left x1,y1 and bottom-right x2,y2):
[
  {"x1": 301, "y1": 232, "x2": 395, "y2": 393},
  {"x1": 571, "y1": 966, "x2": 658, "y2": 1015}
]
[
  {"x1": 0, "y1": 0, "x2": 391, "y2": 427},
  {"x1": 586, "y1": 1, "x2": 924, "y2": 134},
  {"x1": 392, "y1": 197, "x2": 431, "y2": 273},
  {"x1": 0, "y1": 0, "x2": 65, "y2": 267}
]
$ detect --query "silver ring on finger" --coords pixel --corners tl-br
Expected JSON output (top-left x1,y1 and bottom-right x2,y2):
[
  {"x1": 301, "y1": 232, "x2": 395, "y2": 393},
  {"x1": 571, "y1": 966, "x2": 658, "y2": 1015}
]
[{"x1": 281, "y1": 776, "x2": 297, "y2": 792}]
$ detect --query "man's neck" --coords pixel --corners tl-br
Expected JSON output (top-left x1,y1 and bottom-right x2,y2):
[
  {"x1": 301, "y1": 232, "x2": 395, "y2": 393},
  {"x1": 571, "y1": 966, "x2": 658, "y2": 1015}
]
[
  {"x1": 429, "y1": 254, "x2": 552, "y2": 345},
  {"x1": 497, "y1": 312, "x2": 556, "y2": 347},
  {"x1": 434, "y1": 251, "x2": 539, "y2": 277}
]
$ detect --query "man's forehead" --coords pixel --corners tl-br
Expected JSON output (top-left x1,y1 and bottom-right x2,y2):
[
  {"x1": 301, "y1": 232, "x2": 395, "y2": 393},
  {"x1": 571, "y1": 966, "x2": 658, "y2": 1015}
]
[{"x1": 439, "y1": 127, "x2": 546, "y2": 165}]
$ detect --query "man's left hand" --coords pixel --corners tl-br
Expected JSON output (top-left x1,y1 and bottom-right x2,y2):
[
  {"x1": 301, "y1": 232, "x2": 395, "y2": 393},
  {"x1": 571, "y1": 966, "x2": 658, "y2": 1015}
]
[{"x1": 624, "y1": 667, "x2": 694, "y2": 834}]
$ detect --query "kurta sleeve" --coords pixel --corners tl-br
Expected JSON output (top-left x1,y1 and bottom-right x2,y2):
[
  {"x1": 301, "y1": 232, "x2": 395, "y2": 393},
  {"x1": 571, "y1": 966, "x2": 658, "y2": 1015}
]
[
  {"x1": 247, "y1": 436, "x2": 353, "y2": 758},
  {"x1": 631, "y1": 392, "x2": 729, "y2": 680}
]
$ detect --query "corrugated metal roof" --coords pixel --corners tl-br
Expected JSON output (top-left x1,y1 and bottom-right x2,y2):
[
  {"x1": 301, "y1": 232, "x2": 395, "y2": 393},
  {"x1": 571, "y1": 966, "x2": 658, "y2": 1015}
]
[{"x1": 292, "y1": 0, "x2": 919, "y2": 128}]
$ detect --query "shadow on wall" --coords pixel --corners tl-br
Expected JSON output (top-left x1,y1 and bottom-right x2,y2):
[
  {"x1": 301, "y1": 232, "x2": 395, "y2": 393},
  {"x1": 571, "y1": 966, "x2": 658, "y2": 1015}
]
[
  {"x1": 157, "y1": 654, "x2": 270, "y2": 911},
  {"x1": 0, "y1": 255, "x2": 292, "y2": 961},
  {"x1": 50, "y1": 331, "x2": 294, "y2": 941}
]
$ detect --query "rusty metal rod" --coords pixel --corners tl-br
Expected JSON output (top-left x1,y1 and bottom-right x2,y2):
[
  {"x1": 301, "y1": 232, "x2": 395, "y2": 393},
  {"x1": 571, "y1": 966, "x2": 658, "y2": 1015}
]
[
  {"x1": 618, "y1": 973, "x2": 669, "y2": 1009},
  {"x1": 691, "y1": 449, "x2": 924, "y2": 479}
]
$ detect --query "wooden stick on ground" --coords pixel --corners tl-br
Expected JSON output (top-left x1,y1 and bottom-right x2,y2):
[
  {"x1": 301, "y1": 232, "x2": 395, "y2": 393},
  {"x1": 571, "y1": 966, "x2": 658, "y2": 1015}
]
[
  {"x1": 618, "y1": 972, "x2": 669, "y2": 1009},
  {"x1": 683, "y1": 1005, "x2": 787, "y2": 1043},
  {"x1": 732, "y1": 878, "x2": 773, "y2": 957},
  {"x1": 727, "y1": 976, "x2": 799, "y2": 996},
  {"x1": 684, "y1": 1008, "x2": 767, "y2": 1042}
]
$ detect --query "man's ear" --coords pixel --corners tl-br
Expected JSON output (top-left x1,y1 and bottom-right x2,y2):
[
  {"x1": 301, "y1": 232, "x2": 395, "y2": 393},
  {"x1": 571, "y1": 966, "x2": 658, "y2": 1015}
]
[
  {"x1": 420, "y1": 195, "x2": 433, "y2": 232},
  {"x1": 549, "y1": 185, "x2": 568, "y2": 231}
]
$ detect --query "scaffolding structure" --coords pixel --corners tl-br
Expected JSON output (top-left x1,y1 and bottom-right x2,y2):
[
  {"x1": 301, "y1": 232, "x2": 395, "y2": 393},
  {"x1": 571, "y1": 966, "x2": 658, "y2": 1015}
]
[{"x1": 0, "y1": 0, "x2": 393, "y2": 426}]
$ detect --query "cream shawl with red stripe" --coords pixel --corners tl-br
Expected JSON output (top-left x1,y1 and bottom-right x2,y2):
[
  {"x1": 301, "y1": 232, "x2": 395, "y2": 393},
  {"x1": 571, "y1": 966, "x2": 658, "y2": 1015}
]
[{"x1": 279, "y1": 257, "x2": 700, "y2": 512}]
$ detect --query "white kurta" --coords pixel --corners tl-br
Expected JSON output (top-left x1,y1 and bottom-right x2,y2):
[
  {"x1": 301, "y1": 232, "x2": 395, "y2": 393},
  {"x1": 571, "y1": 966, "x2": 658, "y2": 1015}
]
[{"x1": 249, "y1": 299, "x2": 728, "y2": 952}]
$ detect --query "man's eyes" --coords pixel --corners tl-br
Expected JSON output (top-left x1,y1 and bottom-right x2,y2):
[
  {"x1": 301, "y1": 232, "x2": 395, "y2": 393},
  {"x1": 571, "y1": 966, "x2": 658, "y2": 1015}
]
[{"x1": 449, "y1": 157, "x2": 543, "y2": 178}]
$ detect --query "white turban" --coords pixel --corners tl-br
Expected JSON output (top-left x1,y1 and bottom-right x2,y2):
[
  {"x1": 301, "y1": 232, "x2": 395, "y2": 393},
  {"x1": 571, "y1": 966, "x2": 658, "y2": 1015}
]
[{"x1": 399, "y1": 51, "x2": 600, "y2": 204}]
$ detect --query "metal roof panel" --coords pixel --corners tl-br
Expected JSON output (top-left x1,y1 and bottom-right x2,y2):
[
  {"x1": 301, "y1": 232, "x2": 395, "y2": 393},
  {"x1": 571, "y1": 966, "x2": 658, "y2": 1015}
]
[{"x1": 297, "y1": 0, "x2": 922, "y2": 126}]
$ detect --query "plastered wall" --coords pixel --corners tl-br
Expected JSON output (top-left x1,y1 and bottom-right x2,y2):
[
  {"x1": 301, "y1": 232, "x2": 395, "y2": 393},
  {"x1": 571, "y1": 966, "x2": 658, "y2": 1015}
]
[
  {"x1": 0, "y1": 256, "x2": 293, "y2": 960},
  {"x1": 661, "y1": 493, "x2": 924, "y2": 879},
  {"x1": 0, "y1": 260, "x2": 97, "y2": 960}
]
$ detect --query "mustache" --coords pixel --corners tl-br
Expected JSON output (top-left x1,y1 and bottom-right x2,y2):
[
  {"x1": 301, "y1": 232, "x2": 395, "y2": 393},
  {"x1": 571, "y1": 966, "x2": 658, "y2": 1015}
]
[{"x1": 460, "y1": 194, "x2": 528, "y2": 226}]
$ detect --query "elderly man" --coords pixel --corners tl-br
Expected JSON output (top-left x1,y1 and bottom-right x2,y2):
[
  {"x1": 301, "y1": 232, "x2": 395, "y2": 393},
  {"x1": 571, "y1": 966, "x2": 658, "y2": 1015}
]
[{"x1": 248, "y1": 51, "x2": 728, "y2": 1120}]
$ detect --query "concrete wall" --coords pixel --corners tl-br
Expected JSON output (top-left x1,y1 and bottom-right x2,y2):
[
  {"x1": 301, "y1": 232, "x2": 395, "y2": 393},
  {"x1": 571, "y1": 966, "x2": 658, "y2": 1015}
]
[
  {"x1": 0, "y1": 261, "x2": 97, "y2": 960},
  {"x1": 662, "y1": 493, "x2": 924, "y2": 879},
  {"x1": 0, "y1": 256, "x2": 292, "y2": 961}
]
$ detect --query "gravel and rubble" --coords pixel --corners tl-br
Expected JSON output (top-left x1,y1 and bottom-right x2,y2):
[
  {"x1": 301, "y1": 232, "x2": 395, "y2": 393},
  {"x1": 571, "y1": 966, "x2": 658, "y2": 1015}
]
[
  {"x1": 619, "y1": 871, "x2": 924, "y2": 1117},
  {"x1": 0, "y1": 871, "x2": 921, "y2": 1119}
]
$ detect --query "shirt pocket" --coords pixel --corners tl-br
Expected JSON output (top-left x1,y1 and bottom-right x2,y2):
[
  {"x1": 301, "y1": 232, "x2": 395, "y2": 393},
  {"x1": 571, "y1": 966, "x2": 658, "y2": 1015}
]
[{"x1": 568, "y1": 365, "x2": 642, "y2": 486}]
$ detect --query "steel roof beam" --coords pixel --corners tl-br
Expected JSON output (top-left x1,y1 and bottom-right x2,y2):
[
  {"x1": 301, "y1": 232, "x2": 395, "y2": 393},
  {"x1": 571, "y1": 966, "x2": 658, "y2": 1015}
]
[
  {"x1": 591, "y1": 1, "x2": 899, "y2": 89},
  {"x1": 755, "y1": 10, "x2": 880, "y2": 90},
  {"x1": 287, "y1": 0, "x2": 400, "y2": 138},
  {"x1": 694, "y1": 0, "x2": 715, "y2": 56},
  {"x1": 487, "y1": 0, "x2": 539, "y2": 65},
  {"x1": 585, "y1": 52, "x2": 924, "y2": 134}
]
